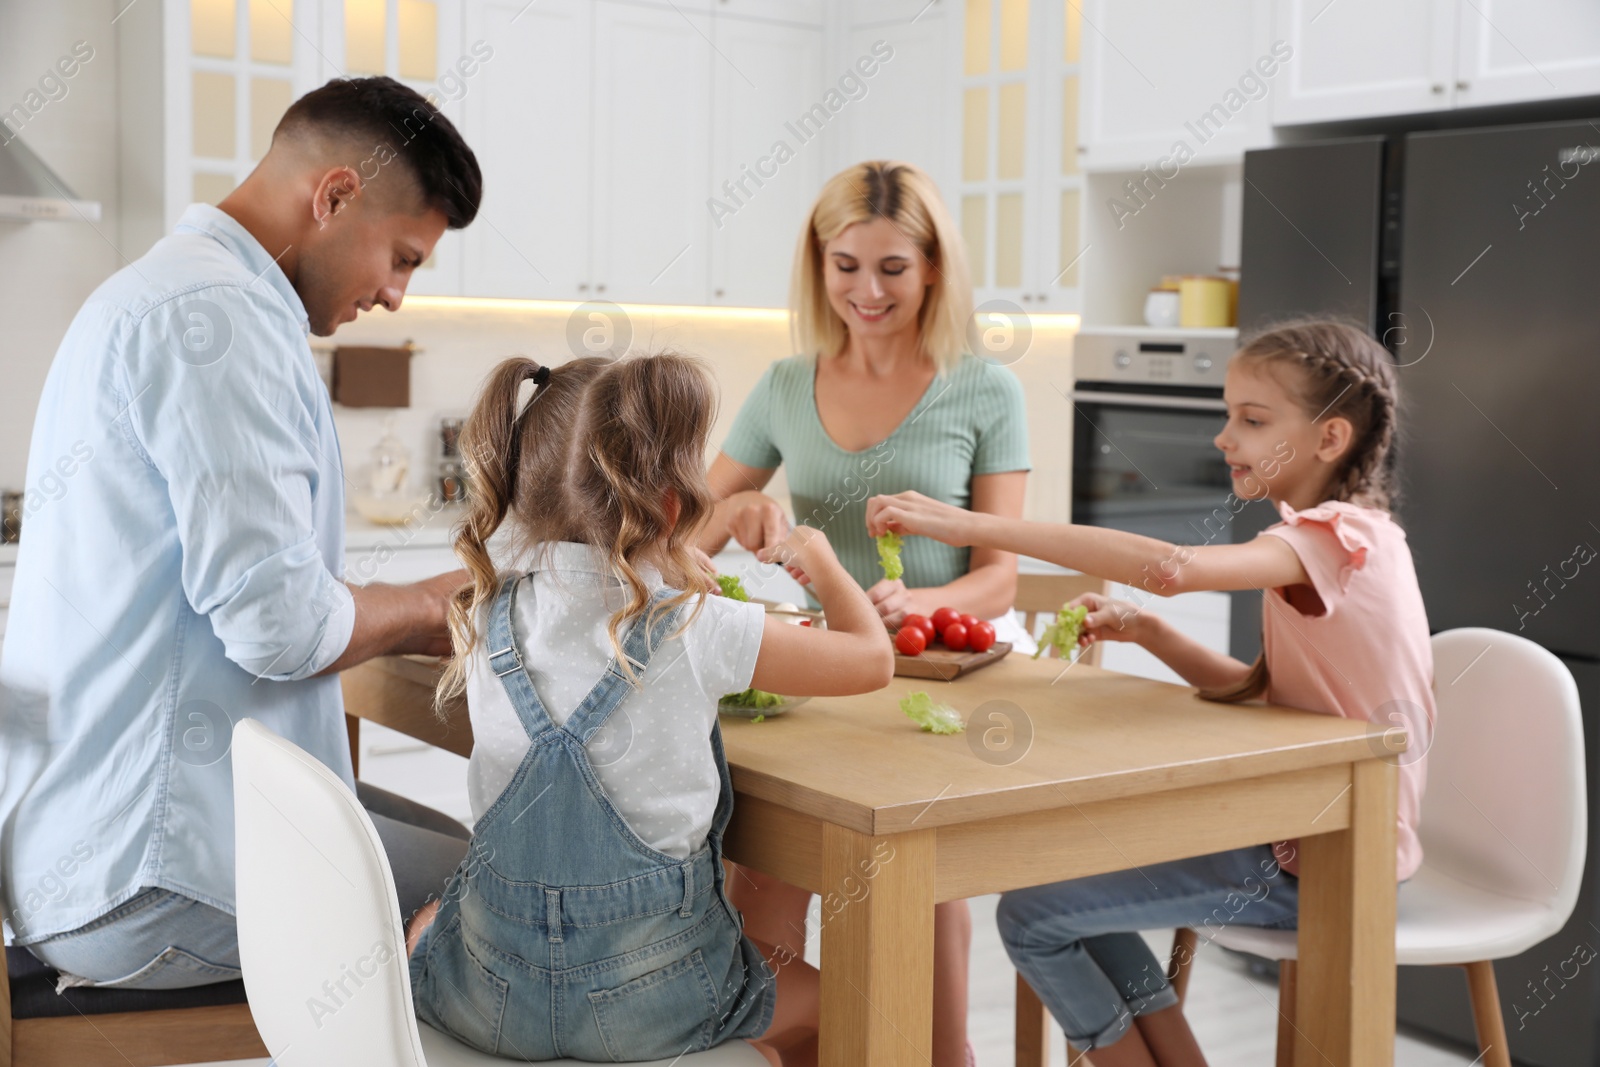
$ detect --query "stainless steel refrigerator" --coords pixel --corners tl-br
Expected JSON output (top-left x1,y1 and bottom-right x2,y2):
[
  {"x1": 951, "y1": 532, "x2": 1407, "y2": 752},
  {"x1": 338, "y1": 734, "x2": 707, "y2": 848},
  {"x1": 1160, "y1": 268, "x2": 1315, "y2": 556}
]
[{"x1": 1235, "y1": 121, "x2": 1600, "y2": 1066}]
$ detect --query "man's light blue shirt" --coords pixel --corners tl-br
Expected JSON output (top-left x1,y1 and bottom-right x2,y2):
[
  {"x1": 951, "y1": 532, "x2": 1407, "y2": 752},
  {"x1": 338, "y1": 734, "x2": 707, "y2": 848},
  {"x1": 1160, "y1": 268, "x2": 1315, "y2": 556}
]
[{"x1": 0, "y1": 204, "x2": 356, "y2": 941}]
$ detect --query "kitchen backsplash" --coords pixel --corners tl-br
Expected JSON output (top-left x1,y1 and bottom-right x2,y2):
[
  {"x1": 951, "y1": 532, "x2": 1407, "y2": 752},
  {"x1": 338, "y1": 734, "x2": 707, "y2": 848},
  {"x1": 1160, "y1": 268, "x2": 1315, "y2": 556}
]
[{"x1": 326, "y1": 298, "x2": 1079, "y2": 526}]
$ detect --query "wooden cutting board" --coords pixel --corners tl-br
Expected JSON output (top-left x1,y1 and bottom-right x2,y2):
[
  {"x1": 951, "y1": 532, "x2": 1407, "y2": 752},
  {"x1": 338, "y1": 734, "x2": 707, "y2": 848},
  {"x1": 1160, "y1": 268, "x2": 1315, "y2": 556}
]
[{"x1": 893, "y1": 641, "x2": 1013, "y2": 681}]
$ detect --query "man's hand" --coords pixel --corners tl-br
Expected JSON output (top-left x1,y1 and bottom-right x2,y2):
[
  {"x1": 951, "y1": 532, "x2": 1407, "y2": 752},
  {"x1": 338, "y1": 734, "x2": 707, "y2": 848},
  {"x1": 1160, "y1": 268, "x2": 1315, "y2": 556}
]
[
  {"x1": 393, "y1": 569, "x2": 470, "y2": 657},
  {"x1": 318, "y1": 569, "x2": 471, "y2": 675}
]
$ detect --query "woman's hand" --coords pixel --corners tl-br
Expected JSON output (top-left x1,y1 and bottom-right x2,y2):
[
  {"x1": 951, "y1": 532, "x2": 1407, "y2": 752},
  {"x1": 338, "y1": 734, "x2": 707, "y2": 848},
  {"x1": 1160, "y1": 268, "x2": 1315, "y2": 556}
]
[
  {"x1": 726, "y1": 491, "x2": 791, "y2": 554},
  {"x1": 865, "y1": 491, "x2": 978, "y2": 547},
  {"x1": 1069, "y1": 591, "x2": 1148, "y2": 648},
  {"x1": 864, "y1": 578, "x2": 913, "y2": 630}
]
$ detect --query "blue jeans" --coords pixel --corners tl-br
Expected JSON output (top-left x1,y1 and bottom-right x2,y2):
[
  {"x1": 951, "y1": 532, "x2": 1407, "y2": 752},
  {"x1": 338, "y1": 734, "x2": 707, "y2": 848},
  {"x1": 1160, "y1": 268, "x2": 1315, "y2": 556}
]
[
  {"x1": 997, "y1": 845, "x2": 1299, "y2": 1050},
  {"x1": 23, "y1": 782, "x2": 470, "y2": 990}
]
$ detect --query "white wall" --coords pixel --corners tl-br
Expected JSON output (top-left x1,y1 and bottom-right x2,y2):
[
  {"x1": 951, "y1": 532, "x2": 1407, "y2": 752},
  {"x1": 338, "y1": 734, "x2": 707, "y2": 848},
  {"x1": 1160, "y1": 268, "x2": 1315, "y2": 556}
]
[{"x1": 0, "y1": 0, "x2": 122, "y2": 491}]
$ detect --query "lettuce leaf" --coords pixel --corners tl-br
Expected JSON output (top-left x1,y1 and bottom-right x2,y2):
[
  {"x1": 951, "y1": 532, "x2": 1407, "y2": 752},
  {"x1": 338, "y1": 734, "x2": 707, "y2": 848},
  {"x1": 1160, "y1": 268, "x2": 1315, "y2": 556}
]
[
  {"x1": 900, "y1": 691, "x2": 964, "y2": 734},
  {"x1": 716, "y1": 573, "x2": 751, "y2": 602},
  {"x1": 721, "y1": 687, "x2": 782, "y2": 709},
  {"x1": 1033, "y1": 603, "x2": 1090, "y2": 661},
  {"x1": 876, "y1": 532, "x2": 904, "y2": 581}
]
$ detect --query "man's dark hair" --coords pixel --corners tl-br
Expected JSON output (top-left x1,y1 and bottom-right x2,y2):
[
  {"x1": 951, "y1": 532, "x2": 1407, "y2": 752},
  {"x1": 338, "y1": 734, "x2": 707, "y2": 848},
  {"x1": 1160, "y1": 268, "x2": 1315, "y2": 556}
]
[{"x1": 275, "y1": 76, "x2": 481, "y2": 229}]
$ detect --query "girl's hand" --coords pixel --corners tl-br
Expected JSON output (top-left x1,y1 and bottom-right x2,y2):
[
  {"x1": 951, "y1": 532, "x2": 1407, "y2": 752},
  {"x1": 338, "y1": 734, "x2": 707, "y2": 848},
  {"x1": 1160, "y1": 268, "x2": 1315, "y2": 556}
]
[
  {"x1": 865, "y1": 491, "x2": 976, "y2": 547},
  {"x1": 756, "y1": 525, "x2": 831, "y2": 586},
  {"x1": 1069, "y1": 592, "x2": 1148, "y2": 648},
  {"x1": 727, "y1": 491, "x2": 791, "y2": 555},
  {"x1": 864, "y1": 578, "x2": 912, "y2": 630}
]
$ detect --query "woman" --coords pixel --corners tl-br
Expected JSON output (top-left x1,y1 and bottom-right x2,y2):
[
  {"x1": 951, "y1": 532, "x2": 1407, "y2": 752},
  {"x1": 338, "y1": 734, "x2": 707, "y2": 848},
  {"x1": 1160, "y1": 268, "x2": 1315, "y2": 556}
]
[{"x1": 699, "y1": 160, "x2": 1031, "y2": 1067}]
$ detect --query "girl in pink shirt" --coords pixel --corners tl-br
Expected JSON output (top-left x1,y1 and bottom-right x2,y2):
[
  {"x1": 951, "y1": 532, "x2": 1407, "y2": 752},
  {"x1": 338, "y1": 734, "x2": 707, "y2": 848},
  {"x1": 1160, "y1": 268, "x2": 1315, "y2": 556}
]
[{"x1": 866, "y1": 321, "x2": 1434, "y2": 1067}]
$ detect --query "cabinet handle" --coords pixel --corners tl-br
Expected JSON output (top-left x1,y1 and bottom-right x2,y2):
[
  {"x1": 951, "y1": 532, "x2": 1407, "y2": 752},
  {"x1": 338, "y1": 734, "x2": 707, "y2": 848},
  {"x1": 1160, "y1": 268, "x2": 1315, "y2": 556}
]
[
  {"x1": 1455, "y1": 80, "x2": 1469, "y2": 91},
  {"x1": 578, "y1": 282, "x2": 589, "y2": 291},
  {"x1": 714, "y1": 288, "x2": 725, "y2": 298},
  {"x1": 1021, "y1": 293, "x2": 1032, "y2": 303},
  {"x1": 597, "y1": 284, "x2": 607, "y2": 293}
]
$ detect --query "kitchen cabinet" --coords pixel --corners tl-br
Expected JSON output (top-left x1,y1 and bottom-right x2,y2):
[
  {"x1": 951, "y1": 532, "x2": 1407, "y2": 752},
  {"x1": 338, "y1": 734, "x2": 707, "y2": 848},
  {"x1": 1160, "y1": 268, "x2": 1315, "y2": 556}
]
[
  {"x1": 838, "y1": 0, "x2": 959, "y2": 206},
  {"x1": 459, "y1": 0, "x2": 826, "y2": 306},
  {"x1": 1273, "y1": 0, "x2": 1600, "y2": 124},
  {"x1": 317, "y1": 0, "x2": 467, "y2": 296},
  {"x1": 954, "y1": 0, "x2": 1085, "y2": 309},
  {"x1": 1453, "y1": 0, "x2": 1600, "y2": 108},
  {"x1": 118, "y1": 0, "x2": 466, "y2": 267},
  {"x1": 707, "y1": 11, "x2": 826, "y2": 308},
  {"x1": 1272, "y1": 0, "x2": 1458, "y2": 123},
  {"x1": 591, "y1": 2, "x2": 714, "y2": 305},
  {"x1": 1077, "y1": 0, "x2": 1274, "y2": 172},
  {"x1": 459, "y1": 0, "x2": 593, "y2": 301}
]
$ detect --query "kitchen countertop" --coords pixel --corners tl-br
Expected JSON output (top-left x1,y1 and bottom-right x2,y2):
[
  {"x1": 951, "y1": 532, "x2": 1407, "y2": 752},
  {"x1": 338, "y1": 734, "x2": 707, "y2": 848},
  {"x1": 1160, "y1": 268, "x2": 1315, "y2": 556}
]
[{"x1": 344, "y1": 505, "x2": 462, "y2": 552}]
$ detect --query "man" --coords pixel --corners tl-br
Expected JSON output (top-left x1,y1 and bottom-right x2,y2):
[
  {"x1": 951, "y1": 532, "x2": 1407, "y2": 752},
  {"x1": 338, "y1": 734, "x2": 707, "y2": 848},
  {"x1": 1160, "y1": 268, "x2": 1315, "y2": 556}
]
[{"x1": 0, "y1": 77, "x2": 480, "y2": 989}]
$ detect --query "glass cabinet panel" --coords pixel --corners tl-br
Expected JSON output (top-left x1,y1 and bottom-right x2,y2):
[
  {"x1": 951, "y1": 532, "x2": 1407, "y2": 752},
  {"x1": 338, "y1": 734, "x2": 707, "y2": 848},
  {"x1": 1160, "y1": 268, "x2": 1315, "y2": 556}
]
[
  {"x1": 192, "y1": 0, "x2": 236, "y2": 58},
  {"x1": 345, "y1": 0, "x2": 388, "y2": 74},
  {"x1": 250, "y1": 0, "x2": 293, "y2": 64},
  {"x1": 192, "y1": 71, "x2": 237, "y2": 158},
  {"x1": 398, "y1": 0, "x2": 438, "y2": 81}
]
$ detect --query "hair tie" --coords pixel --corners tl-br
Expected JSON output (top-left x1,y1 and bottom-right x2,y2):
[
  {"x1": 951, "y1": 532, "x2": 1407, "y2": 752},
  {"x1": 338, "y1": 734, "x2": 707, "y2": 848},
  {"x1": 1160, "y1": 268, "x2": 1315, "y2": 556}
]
[{"x1": 530, "y1": 365, "x2": 551, "y2": 387}]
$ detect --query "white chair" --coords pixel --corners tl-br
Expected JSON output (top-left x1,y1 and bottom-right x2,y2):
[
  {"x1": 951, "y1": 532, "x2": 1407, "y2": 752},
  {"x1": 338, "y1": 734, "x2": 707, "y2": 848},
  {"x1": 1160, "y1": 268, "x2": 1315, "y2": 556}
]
[
  {"x1": 231, "y1": 718, "x2": 768, "y2": 1066},
  {"x1": 1186, "y1": 627, "x2": 1586, "y2": 1067}
]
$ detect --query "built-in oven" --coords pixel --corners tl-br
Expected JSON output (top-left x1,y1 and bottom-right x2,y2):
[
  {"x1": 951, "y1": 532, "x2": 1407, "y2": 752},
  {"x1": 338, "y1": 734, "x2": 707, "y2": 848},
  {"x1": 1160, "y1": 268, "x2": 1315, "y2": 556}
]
[
  {"x1": 1070, "y1": 328, "x2": 1236, "y2": 544},
  {"x1": 1068, "y1": 328, "x2": 1245, "y2": 668}
]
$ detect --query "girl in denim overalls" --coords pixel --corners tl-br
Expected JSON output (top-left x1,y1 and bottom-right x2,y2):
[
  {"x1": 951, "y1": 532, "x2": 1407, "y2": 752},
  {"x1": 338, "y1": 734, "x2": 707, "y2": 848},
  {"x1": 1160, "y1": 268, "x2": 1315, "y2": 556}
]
[{"x1": 407, "y1": 353, "x2": 895, "y2": 1066}]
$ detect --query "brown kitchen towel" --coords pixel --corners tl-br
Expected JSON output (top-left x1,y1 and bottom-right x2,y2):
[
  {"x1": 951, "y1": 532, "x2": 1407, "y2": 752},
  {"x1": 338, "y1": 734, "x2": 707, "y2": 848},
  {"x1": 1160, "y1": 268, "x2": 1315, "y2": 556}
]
[{"x1": 331, "y1": 345, "x2": 411, "y2": 407}]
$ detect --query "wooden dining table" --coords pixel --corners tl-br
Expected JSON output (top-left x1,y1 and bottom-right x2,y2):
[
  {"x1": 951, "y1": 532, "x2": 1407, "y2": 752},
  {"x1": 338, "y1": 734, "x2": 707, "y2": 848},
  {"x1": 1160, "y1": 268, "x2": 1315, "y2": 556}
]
[{"x1": 342, "y1": 652, "x2": 1399, "y2": 1067}]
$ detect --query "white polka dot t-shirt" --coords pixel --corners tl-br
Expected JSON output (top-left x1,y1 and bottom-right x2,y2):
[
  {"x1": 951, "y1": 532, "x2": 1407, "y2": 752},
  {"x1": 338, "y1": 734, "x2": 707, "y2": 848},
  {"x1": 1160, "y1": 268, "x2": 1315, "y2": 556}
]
[{"x1": 464, "y1": 541, "x2": 765, "y2": 860}]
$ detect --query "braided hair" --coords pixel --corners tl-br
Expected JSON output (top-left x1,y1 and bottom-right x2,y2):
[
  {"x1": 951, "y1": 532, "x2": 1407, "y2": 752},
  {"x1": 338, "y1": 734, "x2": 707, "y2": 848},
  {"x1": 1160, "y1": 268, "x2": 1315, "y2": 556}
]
[
  {"x1": 1237, "y1": 319, "x2": 1400, "y2": 510},
  {"x1": 1200, "y1": 320, "x2": 1401, "y2": 704}
]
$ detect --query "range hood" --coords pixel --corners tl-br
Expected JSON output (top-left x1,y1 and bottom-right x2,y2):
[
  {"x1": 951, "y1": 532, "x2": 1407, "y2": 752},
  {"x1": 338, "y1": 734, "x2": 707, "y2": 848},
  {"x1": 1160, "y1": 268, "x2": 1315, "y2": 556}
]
[{"x1": 0, "y1": 136, "x2": 102, "y2": 222}]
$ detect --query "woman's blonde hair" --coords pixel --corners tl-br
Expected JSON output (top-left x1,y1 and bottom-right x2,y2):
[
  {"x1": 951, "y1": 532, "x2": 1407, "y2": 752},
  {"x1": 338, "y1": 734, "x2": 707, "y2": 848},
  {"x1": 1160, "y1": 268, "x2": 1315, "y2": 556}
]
[
  {"x1": 1201, "y1": 319, "x2": 1402, "y2": 704},
  {"x1": 790, "y1": 160, "x2": 973, "y2": 373},
  {"x1": 436, "y1": 352, "x2": 718, "y2": 712}
]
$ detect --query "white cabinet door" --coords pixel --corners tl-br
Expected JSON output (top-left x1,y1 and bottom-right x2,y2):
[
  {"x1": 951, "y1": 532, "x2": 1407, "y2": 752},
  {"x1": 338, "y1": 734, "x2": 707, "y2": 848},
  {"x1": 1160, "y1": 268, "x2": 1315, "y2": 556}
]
[
  {"x1": 708, "y1": 13, "x2": 825, "y2": 307},
  {"x1": 840, "y1": 5, "x2": 958, "y2": 205},
  {"x1": 1454, "y1": 0, "x2": 1600, "y2": 108},
  {"x1": 1079, "y1": 0, "x2": 1274, "y2": 171},
  {"x1": 460, "y1": 0, "x2": 592, "y2": 300},
  {"x1": 1271, "y1": 0, "x2": 1456, "y2": 124},
  {"x1": 591, "y1": 1, "x2": 713, "y2": 305}
]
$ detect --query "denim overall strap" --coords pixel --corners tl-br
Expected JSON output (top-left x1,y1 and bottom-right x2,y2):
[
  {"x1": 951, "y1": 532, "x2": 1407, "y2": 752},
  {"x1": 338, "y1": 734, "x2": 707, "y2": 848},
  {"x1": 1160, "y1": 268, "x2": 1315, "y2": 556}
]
[
  {"x1": 562, "y1": 588, "x2": 682, "y2": 746},
  {"x1": 485, "y1": 574, "x2": 556, "y2": 741}
]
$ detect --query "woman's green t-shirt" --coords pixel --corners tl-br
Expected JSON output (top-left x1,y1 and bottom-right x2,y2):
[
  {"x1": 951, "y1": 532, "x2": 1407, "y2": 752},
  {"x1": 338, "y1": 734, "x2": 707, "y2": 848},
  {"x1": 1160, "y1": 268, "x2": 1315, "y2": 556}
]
[{"x1": 720, "y1": 353, "x2": 1031, "y2": 594}]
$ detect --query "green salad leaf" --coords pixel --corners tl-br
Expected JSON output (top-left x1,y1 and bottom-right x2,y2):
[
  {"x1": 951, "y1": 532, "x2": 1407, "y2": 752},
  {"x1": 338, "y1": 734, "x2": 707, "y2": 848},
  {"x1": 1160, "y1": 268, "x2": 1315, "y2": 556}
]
[
  {"x1": 716, "y1": 573, "x2": 750, "y2": 602},
  {"x1": 876, "y1": 532, "x2": 904, "y2": 581},
  {"x1": 1033, "y1": 603, "x2": 1090, "y2": 661},
  {"x1": 900, "y1": 691, "x2": 964, "y2": 735},
  {"x1": 721, "y1": 687, "x2": 782, "y2": 709}
]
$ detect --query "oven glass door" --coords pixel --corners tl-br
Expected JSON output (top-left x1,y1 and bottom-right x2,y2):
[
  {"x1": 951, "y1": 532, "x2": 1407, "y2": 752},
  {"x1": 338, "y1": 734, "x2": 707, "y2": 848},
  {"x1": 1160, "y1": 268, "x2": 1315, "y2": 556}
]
[{"x1": 1071, "y1": 389, "x2": 1234, "y2": 545}]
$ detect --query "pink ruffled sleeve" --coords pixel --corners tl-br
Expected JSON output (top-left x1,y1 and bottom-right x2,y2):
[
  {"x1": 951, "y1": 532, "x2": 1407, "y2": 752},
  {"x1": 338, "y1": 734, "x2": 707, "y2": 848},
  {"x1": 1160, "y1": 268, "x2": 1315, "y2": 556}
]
[{"x1": 1259, "y1": 501, "x2": 1377, "y2": 615}]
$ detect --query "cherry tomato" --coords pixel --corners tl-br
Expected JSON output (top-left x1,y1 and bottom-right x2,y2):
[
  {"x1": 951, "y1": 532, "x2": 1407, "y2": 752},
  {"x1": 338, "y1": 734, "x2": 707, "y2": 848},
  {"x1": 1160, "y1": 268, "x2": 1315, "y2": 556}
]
[
  {"x1": 930, "y1": 607, "x2": 960, "y2": 634},
  {"x1": 904, "y1": 613, "x2": 936, "y2": 641},
  {"x1": 967, "y1": 620, "x2": 996, "y2": 653},
  {"x1": 894, "y1": 626, "x2": 928, "y2": 656},
  {"x1": 958, "y1": 613, "x2": 981, "y2": 631},
  {"x1": 942, "y1": 622, "x2": 969, "y2": 652}
]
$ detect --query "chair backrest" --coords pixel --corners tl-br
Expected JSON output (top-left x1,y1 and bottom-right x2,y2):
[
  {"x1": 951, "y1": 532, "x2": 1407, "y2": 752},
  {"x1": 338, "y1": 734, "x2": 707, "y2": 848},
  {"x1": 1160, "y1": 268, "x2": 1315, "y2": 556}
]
[
  {"x1": 1015, "y1": 572, "x2": 1108, "y2": 667},
  {"x1": 1419, "y1": 629, "x2": 1585, "y2": 925},
  {"x1": 233, "y1": 718, "x2": 427, "y2": 1067}
]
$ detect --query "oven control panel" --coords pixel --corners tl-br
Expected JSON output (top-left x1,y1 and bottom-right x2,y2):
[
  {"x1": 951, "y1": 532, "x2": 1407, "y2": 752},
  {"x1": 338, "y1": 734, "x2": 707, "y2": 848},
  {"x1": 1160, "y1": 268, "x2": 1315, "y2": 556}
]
[{"x1": 1074, "y1": 328, "x2": 1236, "y2": 387}]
